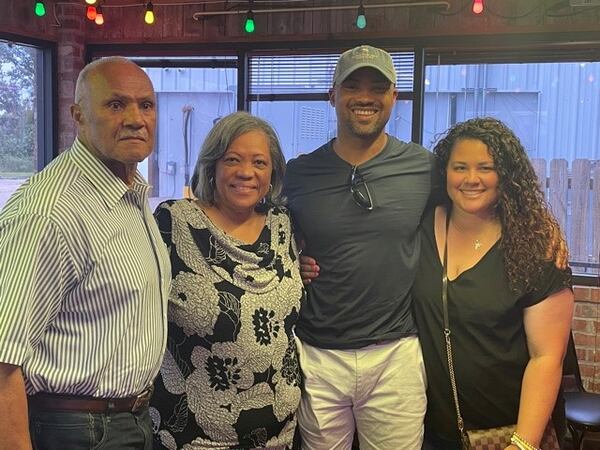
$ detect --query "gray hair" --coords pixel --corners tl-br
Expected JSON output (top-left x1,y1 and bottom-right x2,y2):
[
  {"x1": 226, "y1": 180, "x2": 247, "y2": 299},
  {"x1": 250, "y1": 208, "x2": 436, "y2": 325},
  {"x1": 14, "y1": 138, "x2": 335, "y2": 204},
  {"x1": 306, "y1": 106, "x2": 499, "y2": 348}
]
[
  {"x1": 74, "y1": 56, "x2": 145, "y2": 103},
  {"x1": 191, "y1": 111, "x2": 286, "y2": 207}
]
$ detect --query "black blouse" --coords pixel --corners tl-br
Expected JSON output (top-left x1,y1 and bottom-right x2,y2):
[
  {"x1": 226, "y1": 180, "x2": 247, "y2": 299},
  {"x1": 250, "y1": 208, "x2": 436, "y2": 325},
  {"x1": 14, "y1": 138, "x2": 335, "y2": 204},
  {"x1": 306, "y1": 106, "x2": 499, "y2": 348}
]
[{"x1": 412, "y1": 207, "x2": 571, "y2": 447}]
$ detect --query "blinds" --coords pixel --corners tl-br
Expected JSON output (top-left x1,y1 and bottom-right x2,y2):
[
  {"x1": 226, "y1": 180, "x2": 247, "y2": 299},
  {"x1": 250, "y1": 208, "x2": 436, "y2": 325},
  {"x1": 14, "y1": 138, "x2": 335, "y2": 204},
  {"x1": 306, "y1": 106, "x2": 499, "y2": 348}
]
[{"x1": 249, "y1": 52, "x2": 415, "y2": 95}]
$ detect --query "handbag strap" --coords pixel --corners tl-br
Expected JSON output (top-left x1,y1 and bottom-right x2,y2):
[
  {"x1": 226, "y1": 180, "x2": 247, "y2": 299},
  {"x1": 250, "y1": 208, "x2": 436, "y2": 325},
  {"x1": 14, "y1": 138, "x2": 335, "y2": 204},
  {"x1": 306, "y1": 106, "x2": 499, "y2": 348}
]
[{"x1": 442, "y1": 210, "x2": 467, "y2": 438}]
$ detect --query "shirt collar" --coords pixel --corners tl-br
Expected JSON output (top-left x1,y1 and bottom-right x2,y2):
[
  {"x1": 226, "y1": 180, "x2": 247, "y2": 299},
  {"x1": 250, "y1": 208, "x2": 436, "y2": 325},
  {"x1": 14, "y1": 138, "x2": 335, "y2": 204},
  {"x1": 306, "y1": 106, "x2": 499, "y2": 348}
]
[{"x1": 70, "y1": 137, "x2": 152, "y2": 210}]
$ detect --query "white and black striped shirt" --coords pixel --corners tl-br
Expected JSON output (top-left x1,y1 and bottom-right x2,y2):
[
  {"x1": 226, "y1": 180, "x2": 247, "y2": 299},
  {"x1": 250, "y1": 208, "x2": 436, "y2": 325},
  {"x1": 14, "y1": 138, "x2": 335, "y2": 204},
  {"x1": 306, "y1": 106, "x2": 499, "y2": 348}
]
[{"x1": 0, "y1": 138, "x2": 171, "y2": 398}]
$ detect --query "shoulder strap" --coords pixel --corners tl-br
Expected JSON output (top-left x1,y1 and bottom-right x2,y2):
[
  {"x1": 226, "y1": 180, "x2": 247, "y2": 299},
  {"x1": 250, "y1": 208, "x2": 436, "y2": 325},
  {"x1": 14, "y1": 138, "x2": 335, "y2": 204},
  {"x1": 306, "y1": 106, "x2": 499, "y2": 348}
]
[{"x1": 442, "y1": 211, "x2": 468, "y2": 442}]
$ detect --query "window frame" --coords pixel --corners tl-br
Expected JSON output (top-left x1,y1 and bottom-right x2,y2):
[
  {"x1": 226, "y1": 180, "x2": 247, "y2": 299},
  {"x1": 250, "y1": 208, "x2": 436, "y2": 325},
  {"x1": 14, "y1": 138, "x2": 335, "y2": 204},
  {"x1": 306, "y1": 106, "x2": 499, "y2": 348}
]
[
  {"x1": 0, "y1": 33, "x2": 55, "y2": 169},
  {"x1": 422, "y1": 35, "x2": 600, "y2": 286},
  {"x1": 88, "y1": 36, "x2": 600, "y2": 285}
]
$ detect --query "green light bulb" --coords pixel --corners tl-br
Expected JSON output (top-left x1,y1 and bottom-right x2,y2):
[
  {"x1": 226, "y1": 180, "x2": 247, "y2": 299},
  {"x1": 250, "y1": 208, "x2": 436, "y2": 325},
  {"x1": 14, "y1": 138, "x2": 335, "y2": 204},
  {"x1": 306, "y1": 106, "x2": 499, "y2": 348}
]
[
  {"x1": 35, "y1": 1, "x2": 46, "y2": 17},
  {"x1": 356, "y1": 14, "x2": 366, "y2": 29},
  {"x1": 244, "y1": 18, "x2": 255, "y2": 33},
  {"x1": 356, "y1": 4, "x2": 366, "y2": 29},
  {"x1": 244, "y1": 11, "x2": 255, "y2": 33}
]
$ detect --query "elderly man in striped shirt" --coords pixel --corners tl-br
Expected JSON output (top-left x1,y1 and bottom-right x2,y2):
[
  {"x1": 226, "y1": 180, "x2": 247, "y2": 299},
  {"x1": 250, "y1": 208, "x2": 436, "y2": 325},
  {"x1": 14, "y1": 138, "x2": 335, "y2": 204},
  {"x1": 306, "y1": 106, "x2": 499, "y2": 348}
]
[{"x1": 0, "y1": 57, "x2": 170, "y2": 450}]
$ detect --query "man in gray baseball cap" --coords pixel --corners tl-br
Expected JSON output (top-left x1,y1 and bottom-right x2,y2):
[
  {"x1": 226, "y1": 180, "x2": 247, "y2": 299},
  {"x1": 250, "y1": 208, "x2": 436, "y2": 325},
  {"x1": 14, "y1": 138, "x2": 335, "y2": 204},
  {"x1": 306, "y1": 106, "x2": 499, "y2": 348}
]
[
  {"x1": 284, "y1": 45, "x2": 433, "y2": 449},
  {"x1": 333, "y1": 44, "x2": 397, "y2": 86}
]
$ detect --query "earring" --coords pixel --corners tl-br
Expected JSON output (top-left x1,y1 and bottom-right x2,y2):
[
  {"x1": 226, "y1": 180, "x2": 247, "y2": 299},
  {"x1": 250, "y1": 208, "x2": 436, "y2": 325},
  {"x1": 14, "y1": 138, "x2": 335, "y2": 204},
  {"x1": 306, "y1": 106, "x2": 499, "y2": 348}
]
[{"x1": 261, "y1": 184, "x2": 273, "y2": 206}]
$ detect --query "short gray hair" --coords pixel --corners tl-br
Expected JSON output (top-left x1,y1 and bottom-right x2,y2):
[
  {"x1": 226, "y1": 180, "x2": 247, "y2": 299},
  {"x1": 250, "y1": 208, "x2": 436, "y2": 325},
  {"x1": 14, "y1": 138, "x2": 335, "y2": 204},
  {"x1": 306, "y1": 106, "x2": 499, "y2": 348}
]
[
  {"x1": 75, "y1": 56, "x2": 143, "y2": 104},
  {"x1": 191, "y1": 111, "x2": 286, "y2": 207}
]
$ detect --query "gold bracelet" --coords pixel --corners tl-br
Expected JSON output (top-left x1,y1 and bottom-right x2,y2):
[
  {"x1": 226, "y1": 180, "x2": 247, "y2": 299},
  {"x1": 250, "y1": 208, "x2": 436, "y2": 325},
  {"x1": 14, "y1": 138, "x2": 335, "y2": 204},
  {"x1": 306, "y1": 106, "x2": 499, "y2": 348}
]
[{"x1": 510, "y1": 432, "x2": 540, "y2": 450}]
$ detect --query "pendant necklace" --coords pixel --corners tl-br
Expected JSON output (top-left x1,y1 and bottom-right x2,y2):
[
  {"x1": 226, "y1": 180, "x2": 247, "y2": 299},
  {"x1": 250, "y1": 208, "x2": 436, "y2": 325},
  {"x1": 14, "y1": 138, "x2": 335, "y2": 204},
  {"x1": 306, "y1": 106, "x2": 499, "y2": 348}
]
[{"x1": 450, "y1": 216, "x2": 499, "y2": 251}]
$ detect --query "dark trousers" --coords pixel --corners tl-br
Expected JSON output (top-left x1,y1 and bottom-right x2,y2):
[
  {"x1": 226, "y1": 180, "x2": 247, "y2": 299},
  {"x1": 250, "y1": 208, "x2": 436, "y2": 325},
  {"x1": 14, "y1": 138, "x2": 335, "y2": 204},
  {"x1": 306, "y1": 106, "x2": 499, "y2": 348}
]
[{"x1": 29, "y1": 406, "x2": 153, "y2": 450}]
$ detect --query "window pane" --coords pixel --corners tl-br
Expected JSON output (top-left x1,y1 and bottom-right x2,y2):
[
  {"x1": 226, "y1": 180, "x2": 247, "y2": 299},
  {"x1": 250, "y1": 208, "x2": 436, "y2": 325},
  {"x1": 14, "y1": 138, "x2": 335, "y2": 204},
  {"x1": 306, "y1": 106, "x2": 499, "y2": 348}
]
[
  {"x1": 250, "y1": 52, "x2": 415, "y2": 94},
  {"x1": 140, "y1": 66, "x2": 237, "y2": 210},
  {"x1": 0, "y1": 41, "x2": 40, "y2": 209},
  {"x1": 424, "y1": 61, "x2": 600, "y2": 276},
  {"x1": 251, "y1": 100, "x2": 336, "y2": 160}
]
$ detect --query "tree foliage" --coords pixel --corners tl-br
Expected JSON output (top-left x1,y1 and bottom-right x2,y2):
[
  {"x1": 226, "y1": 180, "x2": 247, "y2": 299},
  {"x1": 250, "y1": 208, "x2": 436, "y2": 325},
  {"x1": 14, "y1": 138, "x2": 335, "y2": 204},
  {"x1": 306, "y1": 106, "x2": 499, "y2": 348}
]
[{"x1": 0, "y1": 42, "x2": 36, "y2": 174}]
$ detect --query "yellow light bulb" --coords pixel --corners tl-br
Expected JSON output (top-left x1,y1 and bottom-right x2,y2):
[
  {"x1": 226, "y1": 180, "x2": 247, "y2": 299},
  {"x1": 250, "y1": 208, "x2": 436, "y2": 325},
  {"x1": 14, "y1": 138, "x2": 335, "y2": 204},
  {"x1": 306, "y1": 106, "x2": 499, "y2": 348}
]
[
  {"x1": 95, "y1": 6, "x2": 104, "y2": 25},
  {"x1": 144, "y1": 2, "x2": 155, "y2": 24}
]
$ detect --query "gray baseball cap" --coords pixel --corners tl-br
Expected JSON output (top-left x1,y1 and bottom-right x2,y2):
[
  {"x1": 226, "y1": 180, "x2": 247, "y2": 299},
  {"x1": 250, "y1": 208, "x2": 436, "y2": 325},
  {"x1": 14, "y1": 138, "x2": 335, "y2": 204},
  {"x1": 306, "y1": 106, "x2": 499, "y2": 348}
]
[{"x1": 333, "y1": 45, "x2": 397, "y2": 86}]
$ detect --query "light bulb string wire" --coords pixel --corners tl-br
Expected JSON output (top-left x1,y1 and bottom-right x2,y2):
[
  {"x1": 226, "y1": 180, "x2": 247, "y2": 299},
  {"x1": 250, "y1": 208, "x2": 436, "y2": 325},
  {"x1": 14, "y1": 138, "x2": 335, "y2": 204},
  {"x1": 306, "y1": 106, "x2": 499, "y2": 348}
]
[
  {"x1": 46, "y1": 0, "x2": 597, "y2": 28},
  {"x1": 48, "y1": 0, "x2": 312, "y2": 27}
]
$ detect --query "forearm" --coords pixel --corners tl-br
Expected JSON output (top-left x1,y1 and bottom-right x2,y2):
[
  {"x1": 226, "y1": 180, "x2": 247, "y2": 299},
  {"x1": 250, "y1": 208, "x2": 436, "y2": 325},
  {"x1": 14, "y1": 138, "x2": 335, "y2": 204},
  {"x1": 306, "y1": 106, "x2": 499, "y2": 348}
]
[
  {"x1": 514, "y1": 355, "x2": 563, "y2": 447},
  {"x1": 0, "y1": 363, "x2": 32, "y2": 450}
]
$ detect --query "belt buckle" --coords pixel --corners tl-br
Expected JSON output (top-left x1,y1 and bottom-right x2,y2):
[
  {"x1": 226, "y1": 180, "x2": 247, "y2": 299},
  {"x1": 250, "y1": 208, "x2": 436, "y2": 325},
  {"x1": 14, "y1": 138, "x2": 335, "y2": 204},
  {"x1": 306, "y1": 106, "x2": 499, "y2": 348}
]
[{"x1": 131, "y1": 386, "x2": 153, "y2": 413}]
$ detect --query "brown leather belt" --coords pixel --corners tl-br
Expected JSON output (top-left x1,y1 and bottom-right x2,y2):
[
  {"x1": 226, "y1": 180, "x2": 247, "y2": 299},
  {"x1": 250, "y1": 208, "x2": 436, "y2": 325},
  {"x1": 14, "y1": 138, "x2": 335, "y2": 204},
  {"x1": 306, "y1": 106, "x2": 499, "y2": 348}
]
[{"x1": 28, "y1": 386, "x2": 153, "y2": 414}]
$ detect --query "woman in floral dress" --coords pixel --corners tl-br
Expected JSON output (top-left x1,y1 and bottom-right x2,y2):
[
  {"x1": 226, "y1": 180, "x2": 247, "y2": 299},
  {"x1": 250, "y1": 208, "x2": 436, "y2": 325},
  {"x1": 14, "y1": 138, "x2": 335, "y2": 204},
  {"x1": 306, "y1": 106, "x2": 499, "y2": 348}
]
[{"x1": 150, "y1": 112, "x2": 304, "y2": 450}]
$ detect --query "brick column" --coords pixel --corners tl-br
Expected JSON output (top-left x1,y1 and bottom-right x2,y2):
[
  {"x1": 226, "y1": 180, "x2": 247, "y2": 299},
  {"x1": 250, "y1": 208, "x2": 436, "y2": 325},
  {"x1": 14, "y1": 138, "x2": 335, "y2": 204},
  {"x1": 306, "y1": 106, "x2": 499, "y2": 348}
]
[
  {"x1": 572, "y1": 286, "x2": 600, "y2": 393},
  {"x1": 56, "y1": 4, "x2": 85, "y2": 152}
]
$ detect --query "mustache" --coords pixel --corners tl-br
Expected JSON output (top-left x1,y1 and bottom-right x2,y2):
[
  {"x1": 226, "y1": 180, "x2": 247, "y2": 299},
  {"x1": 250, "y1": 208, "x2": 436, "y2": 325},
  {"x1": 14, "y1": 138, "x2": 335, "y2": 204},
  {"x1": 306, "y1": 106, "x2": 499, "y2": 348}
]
[{"x1": 119, "y1": 133, "x2": 147, "y2": 140}]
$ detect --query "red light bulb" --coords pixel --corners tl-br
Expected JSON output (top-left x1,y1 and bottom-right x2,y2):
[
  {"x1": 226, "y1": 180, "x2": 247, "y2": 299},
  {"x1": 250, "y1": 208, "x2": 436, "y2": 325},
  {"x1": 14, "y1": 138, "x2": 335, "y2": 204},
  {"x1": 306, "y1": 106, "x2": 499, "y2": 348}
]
[
  {"x1": 86, "y1": 5, "x2": 97, "y2": 20},
  {"x1": 472, "y1": 0, "x2": 484, "y2": 14}
]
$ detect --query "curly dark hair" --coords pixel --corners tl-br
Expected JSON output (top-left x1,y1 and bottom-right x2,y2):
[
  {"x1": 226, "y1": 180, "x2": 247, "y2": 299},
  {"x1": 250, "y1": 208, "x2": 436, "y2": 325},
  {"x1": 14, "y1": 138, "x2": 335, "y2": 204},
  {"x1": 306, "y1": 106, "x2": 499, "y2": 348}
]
[{"x1": 432, "y1": 117, "x2": 566, "y2": 292}]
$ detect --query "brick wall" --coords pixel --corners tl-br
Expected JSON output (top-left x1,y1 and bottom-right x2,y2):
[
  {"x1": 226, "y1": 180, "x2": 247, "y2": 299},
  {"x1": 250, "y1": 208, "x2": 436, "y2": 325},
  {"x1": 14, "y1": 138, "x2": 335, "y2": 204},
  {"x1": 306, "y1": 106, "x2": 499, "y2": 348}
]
[
  {"x1": 573, "y1": 286, "x2": 600, "y2": 393},
  {"x1": 56, "y1": 4, "x2": 85, "y2": 153}
]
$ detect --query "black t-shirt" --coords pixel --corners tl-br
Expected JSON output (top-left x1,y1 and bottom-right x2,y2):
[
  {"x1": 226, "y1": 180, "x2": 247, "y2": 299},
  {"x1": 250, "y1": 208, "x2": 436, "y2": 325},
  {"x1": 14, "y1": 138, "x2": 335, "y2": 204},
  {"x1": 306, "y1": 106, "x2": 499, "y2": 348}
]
[
  {"x1": 412, "y1": 207, "x2": 572, "y2": 447},
  {"x1": 284, "y1": 137, "x2": 435, "y2": 349}
]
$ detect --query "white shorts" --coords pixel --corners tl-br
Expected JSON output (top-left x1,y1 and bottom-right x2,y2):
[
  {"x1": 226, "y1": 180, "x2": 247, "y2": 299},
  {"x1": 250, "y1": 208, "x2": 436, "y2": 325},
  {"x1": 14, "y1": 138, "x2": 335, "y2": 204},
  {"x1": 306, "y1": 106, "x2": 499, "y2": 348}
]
[{"x1": 295, "y1": 335, "x2": 427, "y2": 450}]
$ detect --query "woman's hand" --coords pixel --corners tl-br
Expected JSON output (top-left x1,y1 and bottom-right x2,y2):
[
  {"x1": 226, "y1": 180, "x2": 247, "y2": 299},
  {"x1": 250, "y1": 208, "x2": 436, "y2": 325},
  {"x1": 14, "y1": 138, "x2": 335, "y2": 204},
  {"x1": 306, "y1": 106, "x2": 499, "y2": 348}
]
[{"x1": 300, "y1": 255, "x2": 320, "y2": 285}]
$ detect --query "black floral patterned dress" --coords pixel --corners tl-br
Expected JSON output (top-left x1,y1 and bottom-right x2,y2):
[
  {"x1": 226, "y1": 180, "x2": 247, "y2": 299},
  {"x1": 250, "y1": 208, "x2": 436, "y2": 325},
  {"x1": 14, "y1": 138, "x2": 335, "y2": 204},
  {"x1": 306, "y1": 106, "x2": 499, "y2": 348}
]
[{"x1": 150, "y1": 199, "x2": 304, "y2": 450}]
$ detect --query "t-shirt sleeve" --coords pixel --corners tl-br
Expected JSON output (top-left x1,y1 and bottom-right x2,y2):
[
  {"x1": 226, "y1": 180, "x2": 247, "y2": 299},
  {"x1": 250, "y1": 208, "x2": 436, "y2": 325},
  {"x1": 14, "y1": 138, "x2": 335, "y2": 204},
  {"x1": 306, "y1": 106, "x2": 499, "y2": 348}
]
[
  {"x1": 0, "y1": 214, "x2": 69, "y2": 366},
  {"x1": 520, "y1": 263, "x2": 572, "y2": 308}
]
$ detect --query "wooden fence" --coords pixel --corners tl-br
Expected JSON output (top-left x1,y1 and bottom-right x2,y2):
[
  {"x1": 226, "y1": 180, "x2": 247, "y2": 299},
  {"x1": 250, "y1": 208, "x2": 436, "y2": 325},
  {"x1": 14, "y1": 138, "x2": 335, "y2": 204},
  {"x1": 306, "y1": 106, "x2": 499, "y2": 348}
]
[{"x1": 532, "y1": 158, "x2": 600, "y2": 274}]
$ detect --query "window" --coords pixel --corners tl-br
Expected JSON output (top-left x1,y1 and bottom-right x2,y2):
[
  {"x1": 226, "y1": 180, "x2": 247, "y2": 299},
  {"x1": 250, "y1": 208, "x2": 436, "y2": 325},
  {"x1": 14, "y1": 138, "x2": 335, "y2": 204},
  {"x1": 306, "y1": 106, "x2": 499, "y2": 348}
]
[
  {"x1": 424, "y1": 61, "x2": 600, "y2": 278},
  {"x1": 249, "y1": 51, "x2": 415, "y2": 160},
  {"x1": 129, "y1": 58, "x2": 238, "y2": 209},
  {"x1": 0, "y1": 40, "x2": 51, "y2": 209}
]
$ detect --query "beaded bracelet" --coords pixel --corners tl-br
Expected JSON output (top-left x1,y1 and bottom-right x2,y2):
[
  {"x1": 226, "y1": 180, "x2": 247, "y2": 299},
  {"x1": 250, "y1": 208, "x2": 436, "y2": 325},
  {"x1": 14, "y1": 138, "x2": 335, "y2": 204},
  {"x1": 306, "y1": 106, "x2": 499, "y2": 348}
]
[{"x1": 510, "y1": 431, "x2": 540, "y2": 450}]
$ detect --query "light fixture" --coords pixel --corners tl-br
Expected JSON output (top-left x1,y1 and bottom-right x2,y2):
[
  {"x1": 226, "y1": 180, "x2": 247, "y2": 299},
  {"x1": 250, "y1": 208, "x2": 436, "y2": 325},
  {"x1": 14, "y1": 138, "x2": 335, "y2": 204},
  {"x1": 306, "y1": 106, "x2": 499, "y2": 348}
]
[
  {"x1": 34, "y1": 0, "x2": 46, "y2": 17},
  {"x1": 86, "y1": 5, "x2": 97, "y2": 21},
  {"x1": 244, "y1": 0, "x2": 255, "y2": 33},
  {"x1": 85, "y1": 0, "x2": 97, "y2": 4},
  {"x1": 193, "y1": 2, "x2": 451, "y2": 21},
  {"x1": 95, "y1": 4, "x2": 104, "y2": 25},
  {"x1": 144, "y1": 2, "x2": 155, "y2": 24},
  {"x1": 472, "y1": 0, "x2": 484, "y2": 14},
  {"x1": 356, "y1": 1, "x2": 366, "y2": 29},
  {"x1": 244, "y1": 10, "x2": 255, "y2": 33}
]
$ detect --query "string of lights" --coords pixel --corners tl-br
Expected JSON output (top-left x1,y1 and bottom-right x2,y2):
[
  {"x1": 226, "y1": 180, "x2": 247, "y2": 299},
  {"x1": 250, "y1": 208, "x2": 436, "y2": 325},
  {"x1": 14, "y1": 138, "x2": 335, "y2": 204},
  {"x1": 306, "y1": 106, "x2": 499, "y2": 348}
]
[{"x1": 34, "y1": 0, "x2": 600, "y2": 29}]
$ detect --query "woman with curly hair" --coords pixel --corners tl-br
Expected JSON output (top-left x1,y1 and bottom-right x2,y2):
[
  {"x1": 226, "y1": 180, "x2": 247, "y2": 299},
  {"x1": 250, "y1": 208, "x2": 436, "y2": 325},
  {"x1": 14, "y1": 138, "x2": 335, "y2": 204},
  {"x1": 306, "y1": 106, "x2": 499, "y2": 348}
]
[{"x1": 413, "y1": 117, "x2": 573, "y2": 450}]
